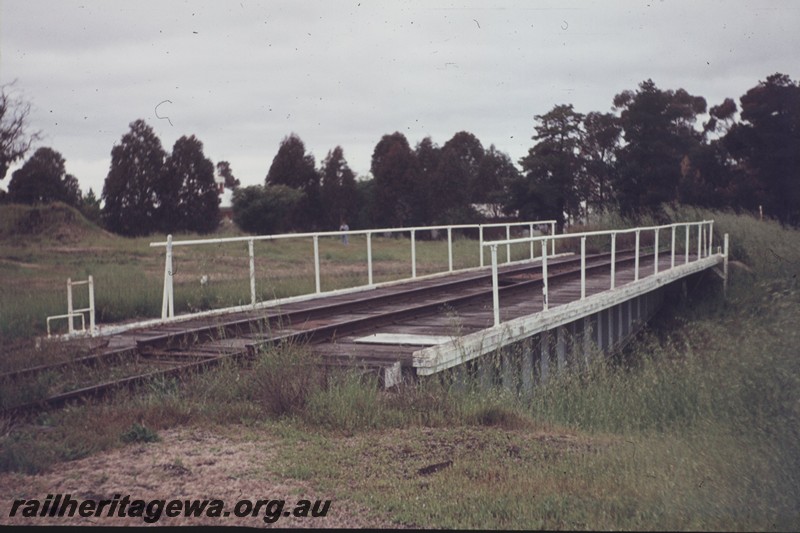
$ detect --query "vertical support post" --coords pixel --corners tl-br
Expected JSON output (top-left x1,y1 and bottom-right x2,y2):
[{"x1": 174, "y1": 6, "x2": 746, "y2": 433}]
[
  {"x1": 313, "y1": 235, "x2": 321, "y2": 294},
  {"x1": 540, "y1": 331, "x2": 550, "y2": 384},
  {"x1": 479, "y1": 225, "x2": 484, "y2": 267},
  {"x1": 367, "y1": 232, "x2": 374, "y2": 286},
  {"x1": 529, "y1": 223, "x2": 535, "y2": 260},
  {"x1": 411, "y1": 229, "x2": 417, "y2": 278},
  {"x1": 580, "y1": 236, "x2": 586, "y2": 299},
  {"x1": 161, "y1": 234, "x2": 174, "y2": 319},
  {"x1": 685, "y1": 224, "x2": 690, "y2": 264},
  {"x1": 654, "y1": 228, "x2": 660, "y2": 274},
  {"x1": 701, "y1": 224, "x2": 706, "y2": 258},
  {"x1": 556, "y1": 326, "x2": 566, "y2": 372},
  {"x1": 709, "y1": 221, "x2": 714, "y2": 257},
  {"x1": 723, "y1": 233, "x2": 729, "y2": 297},
  {"x1": 670, "y1": 225, "x2": 676, "y2": 269},
  {"x1": 490, "y1": 244, "x2": 500, "y2": 327},
  {"x1": 88, "y1": 275, "x2": 95, "y2": 333},
  {"x1": 447, "y1": 227, "x2": 453, "y2": 272},
  {"x1": 67, "y1": 277, "x2": 74, "y2": 334},
  {"x1": 550, "y1": 222, "x2": 556, "y2": 256},
  {"x1": 610, "y1": 232, "x2": 617, "y2": 289},
  {"x1": 697, "y1": 223, "x2": 702, "y2": 261},
  {"x1": 521, "y1": 338, "x2": 534, "y2": 396},
  {"x1": 506, "y1": 224, "x2": 511, "y2": 264},
  {"x1": 541, "y1": 240, "x2": 549, "y2": 310},
  {"x1": 634, "y1": 230, "x2": 640, "y2": 281},
  {"x1": 583, "y1": 316, "x2": 592, "y2": 366},
  {"x1": 248, "y1": 239, "x2": 256, "y2": 305}
]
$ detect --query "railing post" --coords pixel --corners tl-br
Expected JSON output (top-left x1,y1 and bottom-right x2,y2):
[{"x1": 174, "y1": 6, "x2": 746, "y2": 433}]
[
  {"x1": 67, "y1": 277, "x2": 74, "y2": 334},
  {"x1": 447, "y1": 227, "x2": 453, "y2": 272},
  {"x1": 700, "y1": 224, "x2": 705, "y2": 258},
  {"x1": 550, "y1": 222, "x2": 556, "y2": 256},
  {"x1": 367, "y1": 232, "x2": 374, "y2": 286},
  {"x1": 506, "y1": 224, "x2": 511, "y2": 264},
  {"x1": 670, "y1": 225, "x2": 676, "y2": 269},
  {"x1": 541, "y1": 240, "x2": 549, "y2": 310},
  {"x1": 491, "y1": 244, "x2": 500, "y2": 327},
  {"x1": 411, "y1": 229, "x2": 417, "y2": 278},
  {"x1": 161, "y1": 234, "x2": 174, "y2": 319},
  {"x1": 654, "y1": 228, "x2": 660, "y2": 275},
  {"x1": 610, "y1": 232, "x2": 617, "y2": 290},
  {"x1": 685, "y1": 224, "x2": 690, "y2": 264},
  {"x1": 479, "y1": 225, "x2": 484, "y2": 267},
  {"x1": 313, "y1": 235, "x2": 321, "y2": 293},
  {"x1": 634, "y1": 230, "x2": 640, "y2": 282},
  {"x1": 697, "y1": 224, "x2": 702, "y2": 261},
  {"x1": 581, "y1": 236, "x2": 586, "y2": 299},
  {"x1": 723, "y1": 233, "x2": 729, "y2": 297},
  {"x1": 709, "y1": 221, "x2": 714, "y2": 257},
  {"x1": 88, "y1": 275, "x2": 95, "y2": 334},
  {"x1": 248, "y1": 239, "x2": 256, "y2": 305},
  {"x1": 529, "y1": 223, "x2": 535, "y2": 260}
]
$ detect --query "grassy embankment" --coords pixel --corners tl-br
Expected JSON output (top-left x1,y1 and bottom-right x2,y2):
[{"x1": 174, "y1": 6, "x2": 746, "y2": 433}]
[
  {"x1": 0, "y1": 203, "x2": 536, "y2": 343},
  {"x1": 1, "y1": 203, "x2": 798, "y2": 529}
]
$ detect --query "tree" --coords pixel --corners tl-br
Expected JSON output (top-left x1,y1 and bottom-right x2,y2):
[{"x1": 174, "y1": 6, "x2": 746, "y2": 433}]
[
  {"x1": 216, "y1": 160, "x2": 240, "y2": 189},
  {"x1": 7, "y1": 146, "x2": 81, "y2": 206},
  {"x1": 101, "y1": 119, "x2": 167, "y2": 236},
  {"x1": 319, "y1": 146, "x2": 358, "y2": 229},
  {"x1": 612, "y1": 79, "x2": 707, "y2": 217},
  {"x1": 723, "y1": 73, "x2": 800, "y2": 225},
  {"x1": 79, "y1": 188, "x2": 102, "y2": 224},
  {"x1": 265, "y1": 134, "x2": 321, "y2": 230},
  {"x1": 413, "y1": 137, "x2": 441, "y2": 224},
  {"x1": 579, "y1": 112, "x2": 621, "y2": 219},
  {"x1": 232, "y1": 184, "x2": 302, "y2": 235},
  {"x1": 353, "y1": 177, "x2": 377, "y2": 229},
  {"x1": 160, "y1": 135, "x2": 220, "y2": 234},
  {"x1": 0, "y1": 83, "x2": 42, "y2": 180},
  {"x1": 370, "y1": 132, "x2": 421, "y2": 227},
  {"x1": 704, "y1": 97, "x2": 738, "y2": 136},
  {"x1": 430, "y1": 131, "x2": 484, "y2": 223},
  {"x1": 518, "y1": 104, "x2": 585, "y2": 229},
  {"x1": 475, "y1": 144, "x2": 520, "y2": 216}
]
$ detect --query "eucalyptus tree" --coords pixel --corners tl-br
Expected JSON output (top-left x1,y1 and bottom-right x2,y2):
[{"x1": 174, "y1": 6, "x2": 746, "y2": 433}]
[{"x1": 102, "y1": 119, "x2": 166, "y2": 236}]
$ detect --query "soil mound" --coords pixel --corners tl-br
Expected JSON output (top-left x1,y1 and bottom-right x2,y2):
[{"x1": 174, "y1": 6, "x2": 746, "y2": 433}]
[{"x1": 0, "y1": 202, "x2": 108, "y2": 244}]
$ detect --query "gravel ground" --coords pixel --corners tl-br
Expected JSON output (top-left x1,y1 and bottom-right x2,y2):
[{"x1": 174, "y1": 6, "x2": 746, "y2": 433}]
[{"x1": 0, "y1": 426, "x2": 400, "y2": 528}]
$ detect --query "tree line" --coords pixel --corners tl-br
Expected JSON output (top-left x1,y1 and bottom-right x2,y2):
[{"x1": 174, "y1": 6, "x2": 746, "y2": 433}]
[{"x1": 1, "y1": 72, "x2": 798, "y2": 235}]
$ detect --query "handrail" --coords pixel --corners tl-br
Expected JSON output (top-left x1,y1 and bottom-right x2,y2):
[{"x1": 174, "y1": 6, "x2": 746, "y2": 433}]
[
  {"x1": 151, "y1": 220, "x2": 557, "y2": 319},
  {"x1": 46, "y1": 276, "x2": 96, "y2": 337},
  {"x1": 483, "y1": 220, "x2": 721, "y2": 327}
]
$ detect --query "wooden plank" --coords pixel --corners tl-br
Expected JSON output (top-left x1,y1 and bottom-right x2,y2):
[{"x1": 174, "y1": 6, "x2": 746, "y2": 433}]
[{"x1": 353, "y1": 333, "x2": 452, "y2": 346}]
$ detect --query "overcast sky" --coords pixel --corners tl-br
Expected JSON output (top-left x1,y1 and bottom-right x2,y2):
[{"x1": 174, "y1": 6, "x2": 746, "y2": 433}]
[{"x1": 1, "y1": 0, "x2": 798, "y2": 197}]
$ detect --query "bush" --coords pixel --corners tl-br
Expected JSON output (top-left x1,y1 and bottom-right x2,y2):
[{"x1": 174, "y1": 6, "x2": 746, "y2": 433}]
[
  {"x1": 120, "y1": 422, "x2": 160, "y2": 443},
  {"x1": 231, "y1": 185, "x2": 302, "y2": 235},
  {"x1": 249, "y1": 343, "x2": 325, "y2": 418}
]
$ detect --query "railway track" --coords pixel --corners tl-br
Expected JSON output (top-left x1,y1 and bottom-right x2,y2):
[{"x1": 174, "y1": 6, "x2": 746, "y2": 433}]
[{"x1": 1, "y1": 248, "x2": 648, "y2": 418}]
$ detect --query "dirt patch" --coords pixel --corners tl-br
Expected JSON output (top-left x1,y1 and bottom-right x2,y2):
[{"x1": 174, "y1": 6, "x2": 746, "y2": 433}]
[{"x1": 0, "y1": 426, "x2": 398, "y2": 528}]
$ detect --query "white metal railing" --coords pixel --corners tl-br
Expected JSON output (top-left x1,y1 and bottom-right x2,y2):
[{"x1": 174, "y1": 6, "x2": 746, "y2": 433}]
[
  {"x1": 150, "y1": 220, "x2": 557, "y2": 319},
  {"x1": 46, "y1": 276, "x2": 96, "y2": 337},
  {"x1": 484, "y1": 220, "x2": 723, "y2": 327}
]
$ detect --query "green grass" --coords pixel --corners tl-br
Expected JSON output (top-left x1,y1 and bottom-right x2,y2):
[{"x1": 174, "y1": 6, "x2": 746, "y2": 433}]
[
  {"x1": 1, "y1": 204, "x2": 798, "y2": 529},
  {"x1": 1, "y1": 204, "x2": 533, "y2": 342}
]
